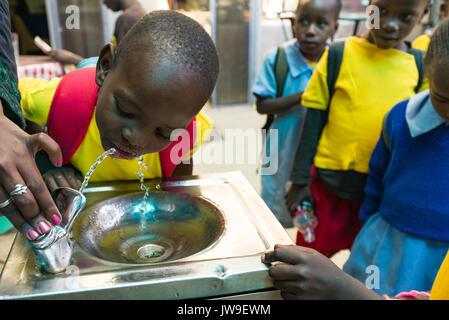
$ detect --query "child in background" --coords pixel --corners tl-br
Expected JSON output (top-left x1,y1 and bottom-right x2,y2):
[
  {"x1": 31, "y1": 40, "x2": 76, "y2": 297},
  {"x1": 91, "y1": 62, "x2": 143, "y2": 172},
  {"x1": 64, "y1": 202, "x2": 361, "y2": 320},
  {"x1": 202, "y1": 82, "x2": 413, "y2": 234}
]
[
  {"x1": 263, "y1": 17, "x2": 449, "y2": 299},
  {"x1": 18, "y1": 11, "x2": 217, "y2": 241},
  {"x1": 285, "y1": 0, "x2": 430, "y2": 257},
  {"x1": 412, "y1": 0, "x2": 449, "y2": 50},
  {"x1": 343, "y1": 17, "x2": 449, "y2": 296},
  {"x1": 253, "y1": 0, "x2": 340, "y2": 227}
]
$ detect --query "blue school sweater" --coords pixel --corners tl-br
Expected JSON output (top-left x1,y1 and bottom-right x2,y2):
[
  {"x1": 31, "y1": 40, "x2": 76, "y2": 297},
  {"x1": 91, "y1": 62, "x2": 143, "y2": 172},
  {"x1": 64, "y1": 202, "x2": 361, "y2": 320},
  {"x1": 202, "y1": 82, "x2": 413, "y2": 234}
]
[{"x1": 360, "y1": 91, "x2": 449, "y2": 242}]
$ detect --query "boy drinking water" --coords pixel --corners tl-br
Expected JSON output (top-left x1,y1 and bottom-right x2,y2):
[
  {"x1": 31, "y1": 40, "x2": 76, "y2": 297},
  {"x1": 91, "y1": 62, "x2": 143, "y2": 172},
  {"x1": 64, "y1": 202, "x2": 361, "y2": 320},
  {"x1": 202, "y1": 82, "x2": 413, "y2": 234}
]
[
  {"x1": 285, "y1": 0, "x2": 430, "y2": 257},
  {"x1": 253, "y1": 0, "x2": 340, "y2": 227},
  {"x1": 17, "y1": 11, "x2": 218, "y2": 241}
]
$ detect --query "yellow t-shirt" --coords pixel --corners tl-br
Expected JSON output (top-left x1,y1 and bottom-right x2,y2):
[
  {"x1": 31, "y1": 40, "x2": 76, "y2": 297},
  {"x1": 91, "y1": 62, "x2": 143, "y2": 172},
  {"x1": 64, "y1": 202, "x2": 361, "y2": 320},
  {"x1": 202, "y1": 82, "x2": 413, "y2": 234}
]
[
  {"x1": 431, "y1": 251, "x2": 449, "y2": 300},
  {"x1": 412, "y1": 34, "x2": 431, "y2": 51},
  {"x1": 19, "y1": 77, "x2": 213, "y2": 182},
  {"x1": 306, "y1": 59, "x2": 318, "y2": 69},
  {"x1": 301, "y1": 36, "x2": 429, "y2": 173}
]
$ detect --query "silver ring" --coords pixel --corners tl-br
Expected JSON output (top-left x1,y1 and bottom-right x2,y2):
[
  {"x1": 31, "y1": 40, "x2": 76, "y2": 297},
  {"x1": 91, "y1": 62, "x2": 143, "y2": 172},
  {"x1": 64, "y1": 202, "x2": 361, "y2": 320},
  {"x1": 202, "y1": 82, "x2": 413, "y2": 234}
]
[
  {"x1": 9, "y1": 184, "x2": 28, "y2": 197},
  {"x1": 0, "y1": 198, "x2": 13, "y2": 209}
]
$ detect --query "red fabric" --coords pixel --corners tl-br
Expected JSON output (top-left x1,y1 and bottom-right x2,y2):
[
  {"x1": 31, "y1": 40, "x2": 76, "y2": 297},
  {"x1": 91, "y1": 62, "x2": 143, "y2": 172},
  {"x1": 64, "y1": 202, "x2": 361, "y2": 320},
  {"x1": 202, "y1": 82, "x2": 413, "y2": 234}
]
[
  {"x1": 46, "y1": 67, "x2": 196, "y2": 177},
  {"x1": 158, "y1": 118, "x2": 196, "y2": 177},
  {"x1": 47, "y1": 67, "x2": 98, "y2": 166},
  {"x1": 295, "y1": 166, "x2": 364, "y2": 258}
]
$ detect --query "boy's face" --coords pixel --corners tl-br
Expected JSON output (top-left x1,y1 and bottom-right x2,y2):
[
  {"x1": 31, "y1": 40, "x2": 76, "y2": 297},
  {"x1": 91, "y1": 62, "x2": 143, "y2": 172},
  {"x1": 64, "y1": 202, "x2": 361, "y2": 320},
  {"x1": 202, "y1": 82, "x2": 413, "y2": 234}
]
[
  {"x1": 368, "y1": 0, "x2": 428, "y2": 49},
  {"x1": 94, "y1": 45, "x2": 208, "y2": 159},
  {"x1": 293, "y1": 0, "x2": 339, "y2": 58},
  {"x1": 429, "y1": 61, "x2": 449, "y2": 123}
]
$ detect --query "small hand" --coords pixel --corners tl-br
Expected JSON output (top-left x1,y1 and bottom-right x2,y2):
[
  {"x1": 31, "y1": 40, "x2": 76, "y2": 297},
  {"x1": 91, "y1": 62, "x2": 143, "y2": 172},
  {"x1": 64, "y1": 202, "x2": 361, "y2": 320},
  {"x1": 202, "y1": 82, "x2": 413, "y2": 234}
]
[
  {"x1": 43, "y1": 166, "x2": 82, "y2": 193},
  {"x1": 285, "y1": 183, "x2": 314, "y2": 216},
  {"x1": 47, "y1": 49, "x2": 84, "y2": 65},
  {"x1": 262, "y1": 244, "x2": 382, "y2": 300}
]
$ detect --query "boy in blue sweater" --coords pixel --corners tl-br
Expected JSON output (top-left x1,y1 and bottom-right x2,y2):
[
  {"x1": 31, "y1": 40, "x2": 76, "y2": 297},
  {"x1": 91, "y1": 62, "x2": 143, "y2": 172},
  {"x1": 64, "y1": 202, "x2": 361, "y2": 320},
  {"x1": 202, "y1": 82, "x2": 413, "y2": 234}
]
[
  {"x1": 262, "y1": 18, "x2": 449, "y2": 299},
  {"x1": 342, "y1": 17, "x2": 449, "y2": 296}
]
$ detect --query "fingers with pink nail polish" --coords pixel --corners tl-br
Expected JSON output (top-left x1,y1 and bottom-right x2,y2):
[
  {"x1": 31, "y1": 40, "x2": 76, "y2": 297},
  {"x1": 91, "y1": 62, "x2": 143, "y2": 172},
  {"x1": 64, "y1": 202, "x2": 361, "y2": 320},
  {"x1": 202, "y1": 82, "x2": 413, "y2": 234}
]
[
  {"x1": 27, "y1": 228, "x2": 39, "y2": 240},
  {"x1": 38, "y1": 221, "x2": 51, "y2": 234},
  {"x1": 50, "y1": 214, "x2": 61, "y2": 226}
]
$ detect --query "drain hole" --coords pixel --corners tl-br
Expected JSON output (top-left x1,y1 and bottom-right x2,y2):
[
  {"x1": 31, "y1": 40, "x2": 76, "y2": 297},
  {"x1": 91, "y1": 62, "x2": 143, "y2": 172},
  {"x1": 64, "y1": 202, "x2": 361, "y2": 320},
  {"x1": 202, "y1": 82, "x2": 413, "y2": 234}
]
[{"x1": 137, "y1": 244, "x2": 166, "y2": 260}]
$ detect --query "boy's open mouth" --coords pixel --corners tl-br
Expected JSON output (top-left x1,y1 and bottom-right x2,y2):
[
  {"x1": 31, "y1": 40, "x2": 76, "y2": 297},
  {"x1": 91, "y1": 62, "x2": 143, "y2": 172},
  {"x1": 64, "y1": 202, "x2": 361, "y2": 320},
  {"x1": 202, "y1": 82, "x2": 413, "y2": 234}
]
[{"x1": 110, "y1": 143, "x2": 139, "y2": 160}]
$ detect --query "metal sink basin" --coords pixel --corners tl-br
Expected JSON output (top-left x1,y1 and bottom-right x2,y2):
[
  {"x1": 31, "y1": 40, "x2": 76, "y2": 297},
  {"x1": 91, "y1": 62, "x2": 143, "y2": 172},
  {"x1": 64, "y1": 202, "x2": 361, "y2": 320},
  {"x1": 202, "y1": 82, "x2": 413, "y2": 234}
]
[
  {"x1": 73, "y1": 192, "x2": 226, "y2": 264},
  {"x1": 0, "y1": 172, "x2": 293, "y2": 299}
]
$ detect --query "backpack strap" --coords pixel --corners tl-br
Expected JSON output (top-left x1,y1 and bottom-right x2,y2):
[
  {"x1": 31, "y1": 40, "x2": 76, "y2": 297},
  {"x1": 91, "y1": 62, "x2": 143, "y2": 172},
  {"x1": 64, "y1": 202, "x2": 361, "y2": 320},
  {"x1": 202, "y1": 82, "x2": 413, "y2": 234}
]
[
  {"x1": 407, "y1": 47, "x2": 425, "y2": 93},
  {"x1": 46, "y1": 67, "x2": 98, "y2": 166},
  {"x1": 275, "y1": 46, "x2": 289, "y2": 98},
  {"x1": 326, "y1": 41, "x2": 345, "y2": 107},
  {"x1": 262, "y1": 46, "x2": 289, "y2": 131}
]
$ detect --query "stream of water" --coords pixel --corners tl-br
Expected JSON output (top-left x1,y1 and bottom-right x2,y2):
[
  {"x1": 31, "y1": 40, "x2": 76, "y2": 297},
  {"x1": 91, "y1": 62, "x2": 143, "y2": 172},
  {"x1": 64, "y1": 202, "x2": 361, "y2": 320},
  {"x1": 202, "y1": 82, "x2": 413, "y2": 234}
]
[{"x1": 78, "y1": 148, "x2": 117, "y2": 193}]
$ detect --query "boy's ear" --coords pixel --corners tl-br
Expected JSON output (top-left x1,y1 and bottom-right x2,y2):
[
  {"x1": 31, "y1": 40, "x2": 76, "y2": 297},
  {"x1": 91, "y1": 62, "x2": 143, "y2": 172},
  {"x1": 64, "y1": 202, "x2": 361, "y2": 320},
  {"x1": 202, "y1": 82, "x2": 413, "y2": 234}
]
[
  {"x1": 95, "y1": 43, "x2": 116, "y2": 87},
  {"x1": 333, "y1": 21, "x2": 339, "y2": 36}
]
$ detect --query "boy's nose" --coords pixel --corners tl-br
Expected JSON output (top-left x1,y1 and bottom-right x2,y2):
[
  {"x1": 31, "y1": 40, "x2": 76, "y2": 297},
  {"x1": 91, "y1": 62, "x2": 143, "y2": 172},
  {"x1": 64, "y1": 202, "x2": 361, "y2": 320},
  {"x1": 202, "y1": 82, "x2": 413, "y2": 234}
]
[
  {"x1": 382, "y1": 18, "x2": 399, "y2": 32},
  {"x1": 121, "y1": 127, "x2": 143, "y2": 149},
  {"x1": 305, "y1": 24, "x2": 318, "y2": 37}
]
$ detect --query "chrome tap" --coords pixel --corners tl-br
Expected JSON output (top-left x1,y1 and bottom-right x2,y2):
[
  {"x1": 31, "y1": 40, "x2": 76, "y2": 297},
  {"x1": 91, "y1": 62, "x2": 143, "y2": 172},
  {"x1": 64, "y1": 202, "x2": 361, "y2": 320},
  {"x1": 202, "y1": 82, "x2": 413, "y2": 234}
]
[{"x1": 28, "y1": 188, "x2": 86, "y2": 274}]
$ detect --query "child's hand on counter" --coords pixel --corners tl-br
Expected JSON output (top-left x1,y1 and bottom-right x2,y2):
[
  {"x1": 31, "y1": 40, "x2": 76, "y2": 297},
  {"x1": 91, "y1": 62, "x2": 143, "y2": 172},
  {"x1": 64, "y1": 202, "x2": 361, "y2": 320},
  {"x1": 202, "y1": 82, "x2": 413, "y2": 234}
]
[
  {"x1": 262, "y1": 244, "x2": 382, "y2": 300},
  {"x1": 43, "y1": 166, "x2": 82, "y2": 192}
]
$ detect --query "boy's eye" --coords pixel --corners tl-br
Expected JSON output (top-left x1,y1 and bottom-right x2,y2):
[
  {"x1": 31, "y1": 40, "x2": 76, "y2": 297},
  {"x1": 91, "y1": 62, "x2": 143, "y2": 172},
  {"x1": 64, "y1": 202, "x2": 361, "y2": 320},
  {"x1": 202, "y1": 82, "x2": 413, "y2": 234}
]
[
  {"x1": 115, "y1": 100, "x2": 134, "y2": 118},
  {"x1": 434, "y1": 94, "x2": 449, "y2": 103},
  {"x1": 401, "y1": 14, "x2": 414, "y2": 22},
  {"x1": 317, "y1": 19, "x2": 328, "y2": 28},
  {"x1": 155, "y1": 127, "x2": 171, "y2": 141},
  {"x1": 298, "y1": 18, "x2": 309, "y2": 26}
]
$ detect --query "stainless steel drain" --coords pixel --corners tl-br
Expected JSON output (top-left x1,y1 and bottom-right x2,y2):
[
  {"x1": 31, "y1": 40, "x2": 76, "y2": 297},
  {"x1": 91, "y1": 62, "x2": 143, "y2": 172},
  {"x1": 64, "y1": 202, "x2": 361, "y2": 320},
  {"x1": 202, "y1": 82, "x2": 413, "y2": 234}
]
[{"x1": 137, "y1": 244, "x2": 166, "y2": 260}]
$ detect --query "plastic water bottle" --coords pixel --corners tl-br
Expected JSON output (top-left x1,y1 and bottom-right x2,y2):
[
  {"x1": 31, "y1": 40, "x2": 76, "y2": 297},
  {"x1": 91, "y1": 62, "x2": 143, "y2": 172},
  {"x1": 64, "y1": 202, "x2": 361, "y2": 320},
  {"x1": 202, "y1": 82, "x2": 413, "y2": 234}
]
[{"x1": 293, "y1": 201, "x2": 318, "y2": 243}]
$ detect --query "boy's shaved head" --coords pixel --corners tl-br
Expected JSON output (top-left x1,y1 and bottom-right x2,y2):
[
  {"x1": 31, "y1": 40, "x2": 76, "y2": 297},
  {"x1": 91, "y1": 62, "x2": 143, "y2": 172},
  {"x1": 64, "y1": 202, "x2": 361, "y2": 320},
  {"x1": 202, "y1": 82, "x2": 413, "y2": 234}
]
[
  {"x1": 94, "y1": 10, "x2": 219, "y2": 159},
  {"x1": 115, "y1": 10, "x2": 219, "y2": 93},
  {"x1": 297, "y1": 0, "x2": 342, "y2": 18}
]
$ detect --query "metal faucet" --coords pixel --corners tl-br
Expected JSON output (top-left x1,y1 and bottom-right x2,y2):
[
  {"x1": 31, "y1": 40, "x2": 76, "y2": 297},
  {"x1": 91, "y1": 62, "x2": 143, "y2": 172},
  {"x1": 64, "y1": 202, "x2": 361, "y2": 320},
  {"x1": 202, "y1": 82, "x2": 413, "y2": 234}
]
[{"x1": 28, "y1": 188, "x2": 86, "y2": 274}]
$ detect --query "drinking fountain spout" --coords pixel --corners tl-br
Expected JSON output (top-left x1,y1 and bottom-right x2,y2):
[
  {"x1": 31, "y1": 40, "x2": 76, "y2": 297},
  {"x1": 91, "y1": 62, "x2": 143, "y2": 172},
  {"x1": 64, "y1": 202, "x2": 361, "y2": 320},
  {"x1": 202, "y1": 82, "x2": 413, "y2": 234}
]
[{"x1": 28, "y1": 187, "x2": 86, "y2": 274}]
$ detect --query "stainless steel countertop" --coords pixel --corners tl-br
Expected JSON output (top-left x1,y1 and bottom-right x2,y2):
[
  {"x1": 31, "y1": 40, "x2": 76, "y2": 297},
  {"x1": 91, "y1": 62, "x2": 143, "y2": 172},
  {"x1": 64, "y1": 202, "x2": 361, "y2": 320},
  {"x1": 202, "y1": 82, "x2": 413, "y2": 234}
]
[{"x1": 0, "y1": 171, "x2": 293, "y2": 299}]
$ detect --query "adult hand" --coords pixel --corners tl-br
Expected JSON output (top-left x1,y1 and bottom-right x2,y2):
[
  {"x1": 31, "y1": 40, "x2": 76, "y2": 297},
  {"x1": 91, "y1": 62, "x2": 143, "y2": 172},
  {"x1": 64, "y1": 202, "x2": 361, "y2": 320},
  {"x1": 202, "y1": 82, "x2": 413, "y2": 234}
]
[
  {"x1": 285, "y1": 183, "x2": 314, "y2": 216},
  {"x1": 262, "y1": 244, "x2": 382, "y2": 300},
  {"x1": 0, "y1": 111, "x2": 63, "y2": 241}
]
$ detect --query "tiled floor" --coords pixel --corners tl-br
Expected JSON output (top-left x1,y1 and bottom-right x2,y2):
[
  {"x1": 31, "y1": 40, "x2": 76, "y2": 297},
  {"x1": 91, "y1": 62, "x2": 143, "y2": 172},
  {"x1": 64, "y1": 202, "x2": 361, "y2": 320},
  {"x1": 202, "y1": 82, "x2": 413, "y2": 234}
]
[{"x1": 0, "y1": 104, "x2": 350, "y2": 275}]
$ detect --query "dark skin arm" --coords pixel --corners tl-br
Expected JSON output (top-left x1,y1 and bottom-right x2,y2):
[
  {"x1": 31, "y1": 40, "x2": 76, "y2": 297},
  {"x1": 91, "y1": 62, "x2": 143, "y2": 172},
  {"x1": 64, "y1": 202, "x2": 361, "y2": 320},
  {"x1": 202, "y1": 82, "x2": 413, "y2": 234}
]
[
  {"x1": 262, "y1": 244, "x2": 383, "y2": 300},
  {"x1": 256, "y1": 92, "x2": 303, "y2": 115}
]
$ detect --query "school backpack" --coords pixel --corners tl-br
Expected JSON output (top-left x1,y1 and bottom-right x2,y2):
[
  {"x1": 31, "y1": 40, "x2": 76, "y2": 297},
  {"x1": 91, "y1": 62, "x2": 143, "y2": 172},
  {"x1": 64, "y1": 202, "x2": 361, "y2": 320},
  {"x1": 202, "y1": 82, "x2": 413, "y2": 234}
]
[{"x1": 46, "y1": 67, "x2": 196, "y2": 177}]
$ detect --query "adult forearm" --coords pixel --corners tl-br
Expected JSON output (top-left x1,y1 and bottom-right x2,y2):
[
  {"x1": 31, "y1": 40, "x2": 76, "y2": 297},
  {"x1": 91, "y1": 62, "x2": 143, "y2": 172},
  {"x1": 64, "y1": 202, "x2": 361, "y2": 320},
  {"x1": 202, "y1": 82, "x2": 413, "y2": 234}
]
[{"x1": 256, "y1": 92, "x2": 303, "y2": 115}]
